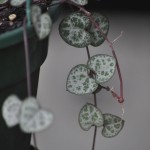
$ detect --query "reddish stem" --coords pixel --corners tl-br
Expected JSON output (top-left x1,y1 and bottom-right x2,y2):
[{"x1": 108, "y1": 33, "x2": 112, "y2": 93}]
[{"x1": 66, "y1": 1, "x2": 124, "y2": 103}]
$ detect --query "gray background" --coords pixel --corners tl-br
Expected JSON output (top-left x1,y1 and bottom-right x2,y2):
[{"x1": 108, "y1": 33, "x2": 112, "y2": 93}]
[{"x1": 35, "y1": 11, "x2": 150, "y2": 150}]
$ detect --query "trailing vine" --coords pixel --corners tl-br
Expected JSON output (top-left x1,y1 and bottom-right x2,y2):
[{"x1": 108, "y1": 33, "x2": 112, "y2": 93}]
[{"x1": 1, "y1": 0, "x2": 125, "y2": 150}]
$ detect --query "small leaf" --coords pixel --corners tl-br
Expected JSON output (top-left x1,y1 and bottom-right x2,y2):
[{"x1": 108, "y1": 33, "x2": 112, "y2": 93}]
[
  {"x1": 59, "y1": 12, "x2": 91, "y2": 48},
  {"x1": 20, "y1": 97, "x2": 53, "y2": 133},
  {"x1": 10, "y1": 0, "x2": 25, "y2": 6},
  {"x1": 87, "y1": 54, "x2": 116, "y2": 84},
  {"x1": 0, "y1": 0, "x2": 8, "y2": 4},
  {"x1": 2, "y1": 95, "x2": 22, "y2": 127},
  {"x1": 79, "y1": 103, "x2": 103, "y2": 131},
  {"x1": 70, "y1": 0, "x2": 88, "y2": 6},
  {"x1": 102, "y1": 114, "x2": 124, "y2": 138},
  {"x1": 66, "y1": 64, "x2": 98, "y2": 95},
  {"x1": 89, "y1": 13, "x2": 109, "y2": 47},
  {"x1": 31, "y1": 5, "x2": 52, "y2": 40}
]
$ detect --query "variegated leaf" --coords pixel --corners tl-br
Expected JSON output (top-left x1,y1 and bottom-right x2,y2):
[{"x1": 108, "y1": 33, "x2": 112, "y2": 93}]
[
  {"x1": 31, "y1": 5, "x2": 52, "y2": 40},
  {"x1": 79, "y1": 103, "x2": 103, "y2": 131},
  {"x1": 70, "y1": 0, "x2": 88, "y2": 6},
  {"x1": 87, "y1": 54, "x2": 116, "y2": 84},
  {"x1": 59, "y1": 12, "x2": 91, "y2": 48},
  {"x1": 10, "y1": 0, "x2": 25, "y2": 6},
  {"x1": 2, "y1": 95, "x2": 22, "y2": 127},
  {"x1": 20, "y1": 97, "x2": 53, "y2": 133},
  {"x1": 102, "y1": 114, "x2": 124, "y2": 138},
  {"x1": 66, "y1": 64, "x2": 98, "y2": 95},
  {"x1": 90, "y1": 13, "x2": 109, "y2": 47}
]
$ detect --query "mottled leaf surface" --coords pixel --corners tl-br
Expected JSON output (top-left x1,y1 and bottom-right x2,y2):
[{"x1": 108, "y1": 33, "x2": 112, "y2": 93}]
[
  {"x1": 79, "y1": 103, "x2": 103, "y2": 131},
  {"x1": 70, "y1": 0, "x2": 88, "y2": 6},
  {"x1": 10, "y1": 0, "x2": 25, "y2": 6},
  {"x1": 66, "y1": 64, "x2": 98, "y2": 95},
  {"x1": 102, "y1": 114, "x2": 124, "y2": 138},
  {"x1": 2, "y1": 95, "x2": 22, "y2": 127},
  {"x1": 20, "y1": 97, "x2": 53, "y2": 133},
  {"x1": 59, "y1": 12, "x2": 91, "y2": 48},
  {"x1": 90, "y1": 13, "x2": 109, "y2": 47},
  {"x1": 87, "y1": 54, "x2": 116, "y2": 84},
  {"x1": 31, "y1": 5, "x2": 52, "y2": 40}
]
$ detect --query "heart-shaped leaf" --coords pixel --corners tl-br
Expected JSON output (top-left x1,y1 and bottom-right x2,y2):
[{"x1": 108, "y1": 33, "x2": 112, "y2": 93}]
[
  {"x1": 102, "y1": 114, "x2": 124, "y2": 138},
  {"x1": 70, "y1": 0, "x2": 88, "y2": 6},
  {"x1": 87, "y1": 54, "x2": 116, "y2": 84},
  {"x1": 10, "y1": 0, "x2": 25, "y2": 6},
  {"x1": 2, "y1": 95, "x2": 22, "y2": 127},
  {"x1": 20, "y1": 97, "x2": 53, "y2": 133},
  {"x1": 89, "y1": 13, "x2": 109, "y2": 47},
  {"x1": 0, "y1": 0, "x2": 8, "y2": 4},
  {"x1": 31, "y1": 5, "x2": 52, "y2": 40},
  {"x1": 79, "y1": 103, "x2": 103, "y2": 131},
  {"x1": 59, "y1": 12, "x2": 91, "y2": 48},
  {"x1": 66, "y1": 64, "x2": 98, "y2": 95}
]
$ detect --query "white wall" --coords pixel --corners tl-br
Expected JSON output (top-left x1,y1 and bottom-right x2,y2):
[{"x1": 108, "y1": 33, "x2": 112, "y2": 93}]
[{"x1": 36, "y1": 11, "x2": 150, "y2": 150}]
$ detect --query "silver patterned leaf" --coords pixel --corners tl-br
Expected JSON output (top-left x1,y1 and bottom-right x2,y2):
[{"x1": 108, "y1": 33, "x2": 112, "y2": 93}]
[
  {"x1": 2, "y1": 95, "x2": 22, "y2": 127},
  {"x1": 59, "y1": 12, "x2": 91, "y2": 48},
  {"x1": 70, "y1": 0, "x2": 88, "y2": 6},
  {"x1": 66, "y1": 64, "x2": 98, "y2": 95},
  {"x1": 31, "y1": 5, "x2": 52, "y2": 40},
  {"x1": 87, "y1": 54, "x2": 116, "y2": 84},
  {"x1": 89, "y1": 13, "x2": 109, "y2": 47},
  {"x1": 20, "y1": 97, "x2": 53, "y2": 133},
  {"x1": 102, "y1": 114, "x2": 124, "y2": 138},
  {"x1": 79, "y1": 103, "x2": 103, "y2": 131},
  {"x1": 10, "y1": 0, "x2": 25, "y2": 6}
]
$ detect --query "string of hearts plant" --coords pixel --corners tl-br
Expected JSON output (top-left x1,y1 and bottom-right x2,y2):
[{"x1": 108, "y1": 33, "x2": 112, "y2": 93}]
[
  {"x1": 58, "y1": 0, "x2": 125, "y2": 150},
  {"x1": 1, "y1": 0, "x2": 125, "y2": 150}
]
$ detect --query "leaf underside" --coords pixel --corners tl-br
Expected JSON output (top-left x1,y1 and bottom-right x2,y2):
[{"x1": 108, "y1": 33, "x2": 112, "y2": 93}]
[
  {"x1": 66, "y1": 64, "x2": 98, "y2": 95},
  {"x1": 87, "y1": 54, "x2": 116, "y2": 84},
  {"x1": 79, "y1": 103, "x2": 103, "y2": 131},
  {"x1": 102, "y1": 114, "x2": 124, "y2": 138}
]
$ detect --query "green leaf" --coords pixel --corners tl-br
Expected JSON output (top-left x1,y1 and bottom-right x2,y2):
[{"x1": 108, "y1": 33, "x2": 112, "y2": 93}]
[
  {"x1": 102, "y1": 114, "x2": 124, "y2": 138},
  {"x1": 0, "y1": 0, "x2": 8, "y2": 4},
  {"x1": 2, "y1": 95, "x2": 22, "y2": 127},
  {"x1": 87, "y1": 54, "x2": 116, "y2": 84},
  {"x1": 10, "y1": 0, "x2": 25, "y2": 6},
  {"x1": 20, "y1": 97, "x2": 53, "y2": 133},
  {"x1": 66, "y1": 64, "x2": 98, "y2": 95},
  {"x1": 89, "y1": 13, "x2": 109, "y2": 47},
  {"x1": 70, "y1": 0, "x2": 88, "y2": 6},
  {"x1": 59, "y1": 12, "x2": 91, "y2": 48},
  {"x1": 31, "y1": 5, "x2": 52, "y2": 40},
  {"x1": 79, "y1": 103, "x2": 103, "y2": 131}
]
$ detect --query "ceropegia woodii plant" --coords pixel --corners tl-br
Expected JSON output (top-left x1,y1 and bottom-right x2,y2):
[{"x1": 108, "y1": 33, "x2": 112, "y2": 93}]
[{"x1": 1, "y1": 0, "x2": 125, "y2": 150}]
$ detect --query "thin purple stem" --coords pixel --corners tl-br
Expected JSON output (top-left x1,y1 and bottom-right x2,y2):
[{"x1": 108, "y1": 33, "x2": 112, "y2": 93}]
[{"x1": 23, "y1": 17, "x2": 38, "y2": 150}]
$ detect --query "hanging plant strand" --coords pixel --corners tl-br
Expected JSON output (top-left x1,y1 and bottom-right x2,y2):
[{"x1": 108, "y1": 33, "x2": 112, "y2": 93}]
[
  {"x1": 65, "y1": 0, "x2": 124, "y2": 103},
  {"x1": 23, "y1": 17, "x2": 37, "y2": 150}
]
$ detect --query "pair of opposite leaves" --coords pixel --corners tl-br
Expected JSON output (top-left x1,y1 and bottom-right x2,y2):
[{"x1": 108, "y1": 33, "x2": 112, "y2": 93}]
[
  {"x1": 66, "y1": 54, "x2": 116, "y2": 95},
  {"x1": 2, "y1": 95, "x2": 53, "y2": 133},
  {"x1": 79, "y1": 103, "x2": 124, "y2": 138},
  {"x1": 59, "y1": 11, "x2": 109, "y2": 48}
]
